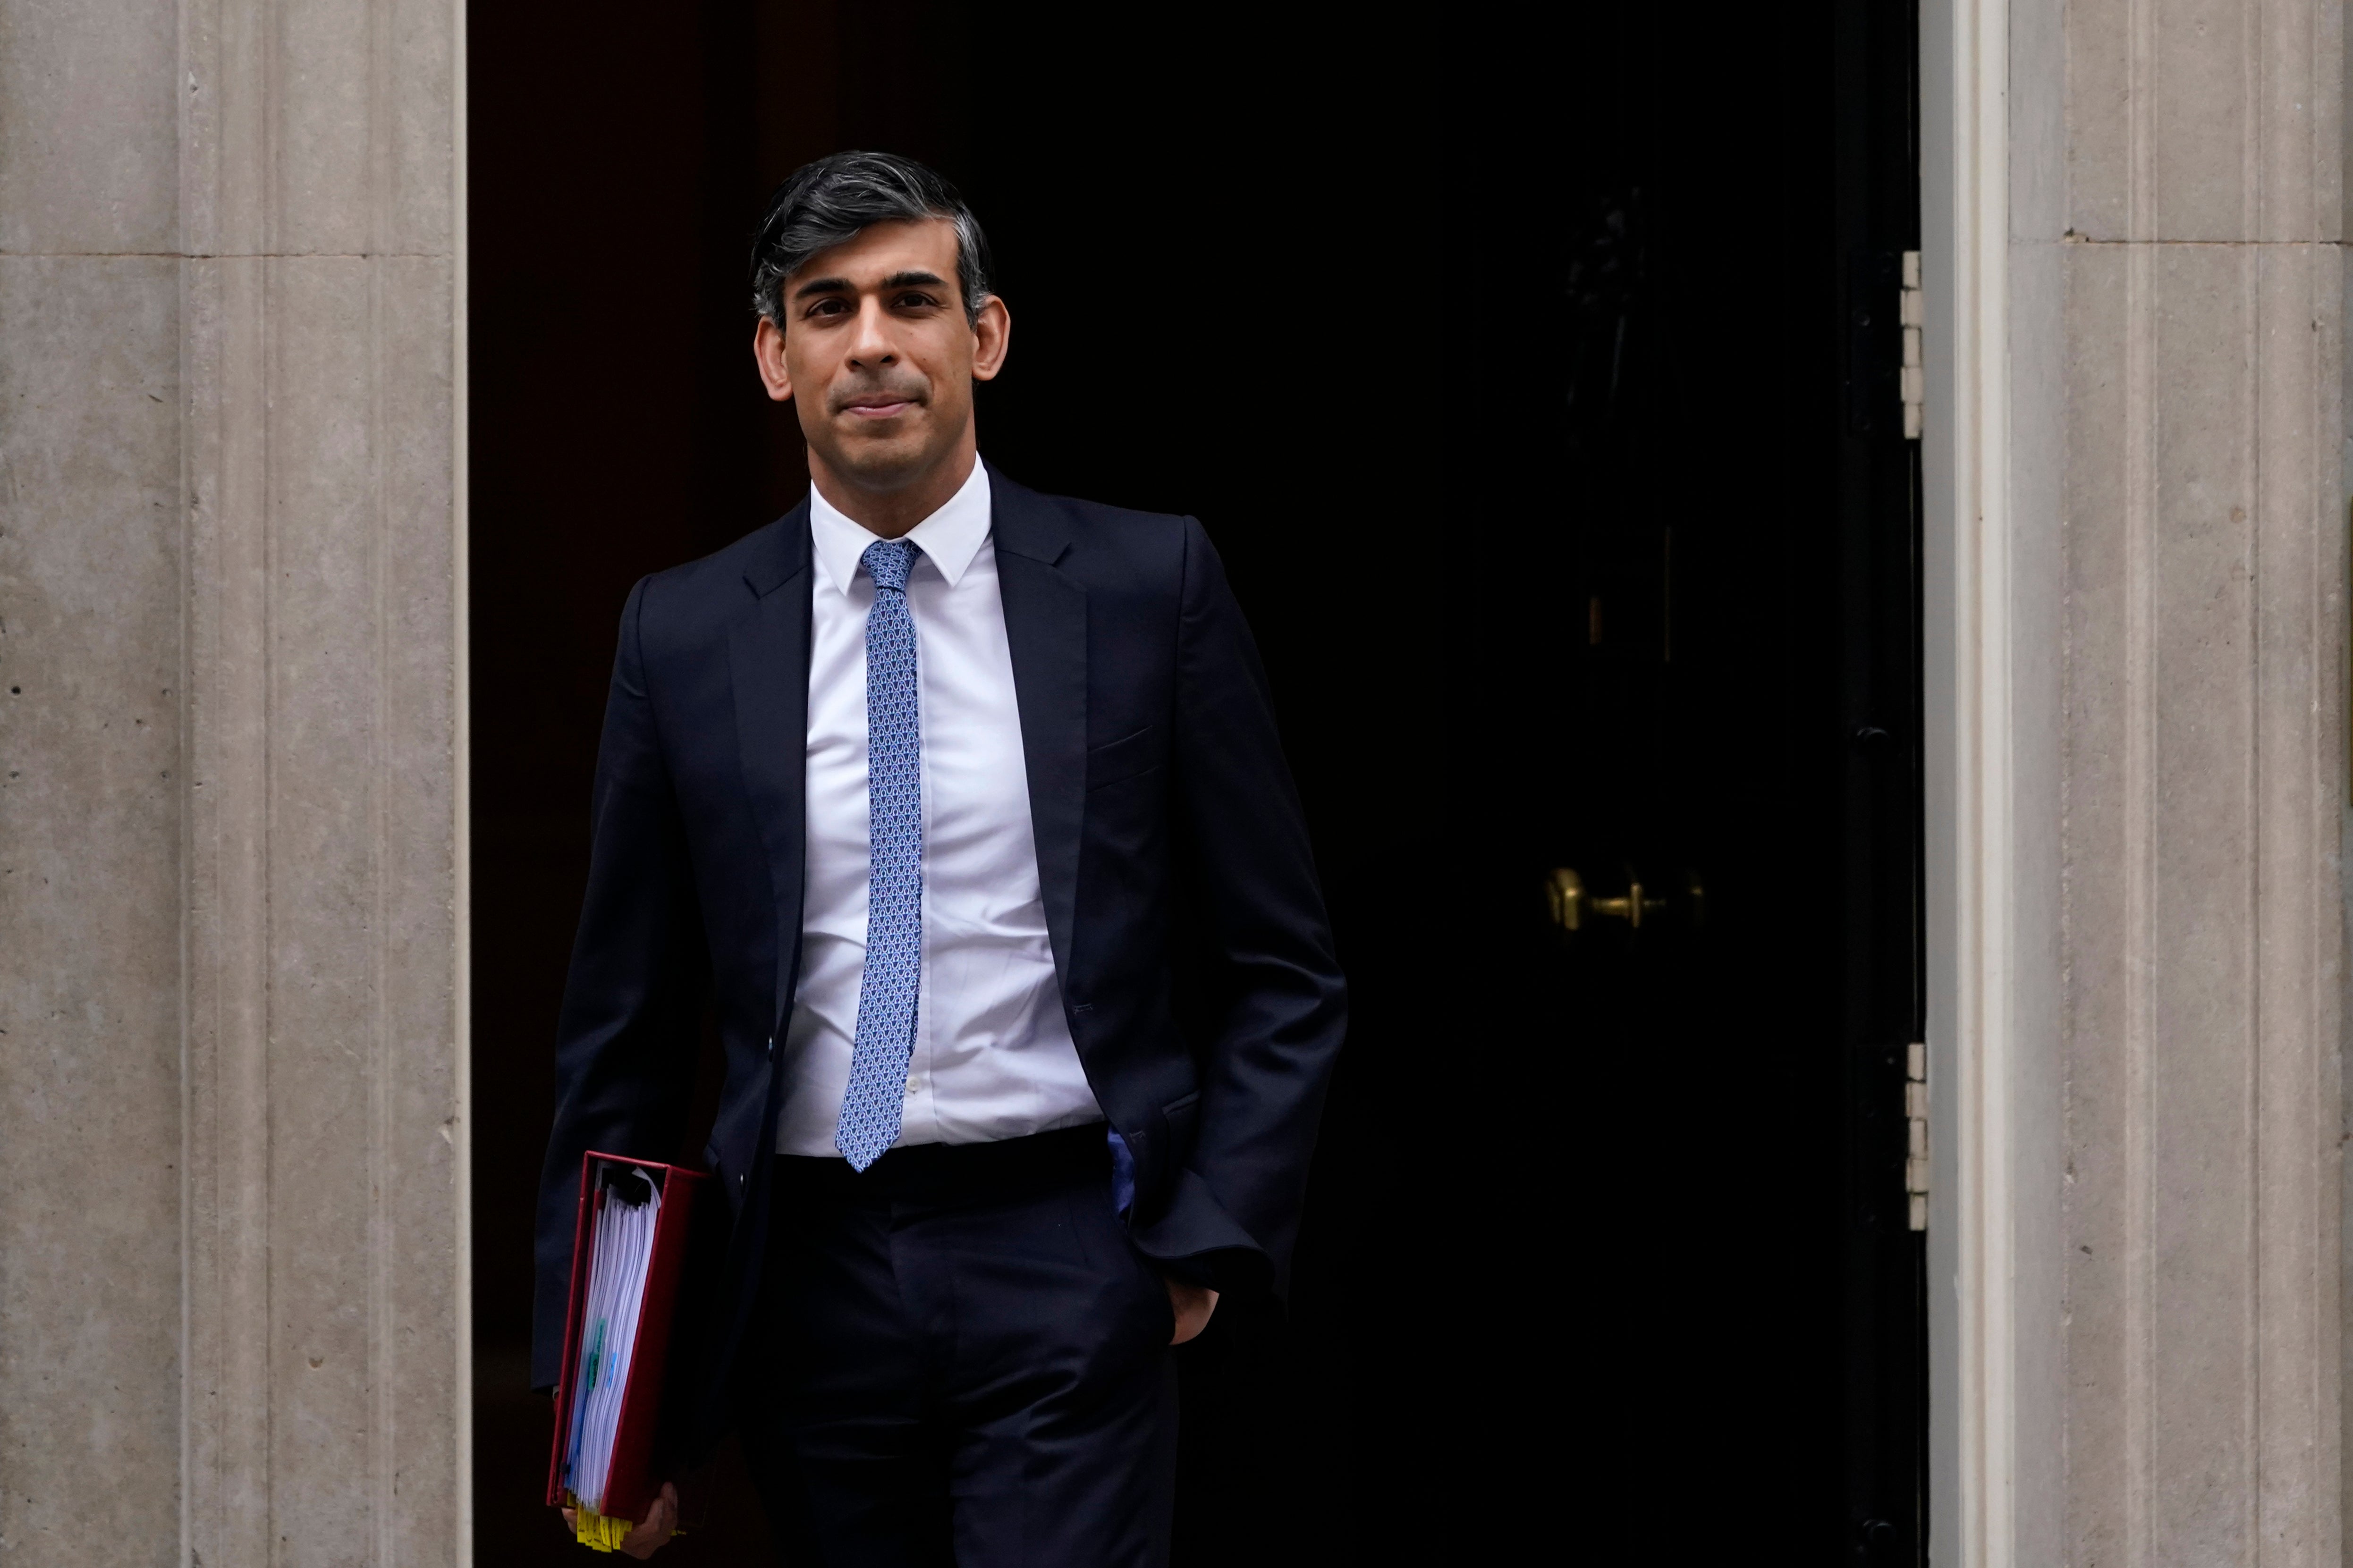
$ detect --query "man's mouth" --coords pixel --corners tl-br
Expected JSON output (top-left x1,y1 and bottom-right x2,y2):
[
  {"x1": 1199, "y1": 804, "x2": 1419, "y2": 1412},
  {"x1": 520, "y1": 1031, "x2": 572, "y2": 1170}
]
[{"x1": 839, "y1": 393, "x2": 921, "y2": 420}]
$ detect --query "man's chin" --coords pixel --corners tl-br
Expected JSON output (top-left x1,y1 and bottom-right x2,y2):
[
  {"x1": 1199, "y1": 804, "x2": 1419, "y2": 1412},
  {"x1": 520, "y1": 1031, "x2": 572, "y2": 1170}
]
[{"x1": 826, "y1": 431, "x2": 953, "y2": 491}]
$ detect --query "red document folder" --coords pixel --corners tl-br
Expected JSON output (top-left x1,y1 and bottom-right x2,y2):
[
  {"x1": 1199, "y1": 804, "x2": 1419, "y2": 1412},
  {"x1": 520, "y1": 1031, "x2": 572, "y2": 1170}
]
[{"x1": 543, "y1": 1152, "x2": 708, "y2": 1526}]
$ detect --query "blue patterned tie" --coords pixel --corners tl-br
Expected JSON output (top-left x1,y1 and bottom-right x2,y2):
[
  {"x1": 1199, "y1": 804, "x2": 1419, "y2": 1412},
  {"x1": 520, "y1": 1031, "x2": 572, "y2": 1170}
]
[{"x1": 836, "y1": 538, "x2": 924, "y2": 1171}]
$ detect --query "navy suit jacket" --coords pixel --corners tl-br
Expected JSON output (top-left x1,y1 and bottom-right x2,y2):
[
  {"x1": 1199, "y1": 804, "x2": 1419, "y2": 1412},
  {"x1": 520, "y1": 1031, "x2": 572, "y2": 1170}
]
[{"x1": 531, "y1": 466, "x2": 1348, "y2": 1413}]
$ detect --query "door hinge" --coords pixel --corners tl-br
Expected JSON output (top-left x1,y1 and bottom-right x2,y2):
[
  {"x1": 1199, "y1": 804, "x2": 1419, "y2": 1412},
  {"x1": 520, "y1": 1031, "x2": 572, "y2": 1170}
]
[
  {"x1": 1904, "y1": 1040, "x2": 1929, "y2": 1230},
  {"x1": 1899, "y1": 252, "x2": 1924, "y2": 440}
]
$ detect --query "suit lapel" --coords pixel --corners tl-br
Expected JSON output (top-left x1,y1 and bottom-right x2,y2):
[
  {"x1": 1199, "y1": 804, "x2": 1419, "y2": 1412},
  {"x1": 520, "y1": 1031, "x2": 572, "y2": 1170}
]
[
  {"x1": 988, "y1": 468, "x2": 1086, "y2": 981},
  {"x1": 728, "y1": 499, "x2": 815, "y2": 1032}
]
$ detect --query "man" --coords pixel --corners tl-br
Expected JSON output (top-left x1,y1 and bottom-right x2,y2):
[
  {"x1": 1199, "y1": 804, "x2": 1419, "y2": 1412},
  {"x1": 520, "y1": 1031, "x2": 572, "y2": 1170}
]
[{"x1": 534, "y1": 151, "x2": 1346, "y2": 1565}]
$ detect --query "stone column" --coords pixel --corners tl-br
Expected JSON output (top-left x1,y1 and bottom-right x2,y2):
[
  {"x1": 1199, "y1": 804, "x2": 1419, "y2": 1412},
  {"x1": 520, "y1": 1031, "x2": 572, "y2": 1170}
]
[
  {"x1": 0, "y1": 0, "x2": 466, "y2": 1562},
  {"x1": 1928, "y1": 0, "x2": 2348, "y2": 1557},
  {"x1": 2049, "y1": 0, "x2": 2348, "y2": 1555},
  {"x1": 0, "y1": 0, "x2": 187, "y2": 1557}
]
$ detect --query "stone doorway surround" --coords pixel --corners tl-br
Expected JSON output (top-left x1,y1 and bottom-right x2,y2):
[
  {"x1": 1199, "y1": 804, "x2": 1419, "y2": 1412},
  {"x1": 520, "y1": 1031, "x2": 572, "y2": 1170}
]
[
  {"x1": 0, "y1": 0, "x2": 468, "y2": 1562},
  {"x1": 1923, "y1": 0, "x2": 2349, "y2": 1560}
]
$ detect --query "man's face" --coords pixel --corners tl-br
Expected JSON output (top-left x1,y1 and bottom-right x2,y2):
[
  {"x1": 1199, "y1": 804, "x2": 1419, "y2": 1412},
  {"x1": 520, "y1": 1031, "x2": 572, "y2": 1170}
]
[{"x1": 753, "y1": 217, "x2": 1009, "y2": 496}]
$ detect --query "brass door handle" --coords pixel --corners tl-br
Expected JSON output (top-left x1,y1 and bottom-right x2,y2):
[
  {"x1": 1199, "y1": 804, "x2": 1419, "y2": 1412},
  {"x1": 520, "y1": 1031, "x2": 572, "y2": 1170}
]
[
  {"x1": 1591, "y1": 880, "x2": 1669, "y2": 927},
  {"x1": 1546, "y1": 868, "x2": 1584, "y2": 929},
  {"x1": 1546, "y1": 867, "x2": 1693, "y2": 932}
]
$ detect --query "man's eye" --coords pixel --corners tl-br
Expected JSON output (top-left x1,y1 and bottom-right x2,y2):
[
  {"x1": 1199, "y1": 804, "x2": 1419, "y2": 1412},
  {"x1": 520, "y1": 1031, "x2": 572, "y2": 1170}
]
[
  {"x1": 894, "y1": 293, "x2": 939, "y2": 310},
  {"x1": 805, "y1": 298, "x2": 849, "y2": 317}
]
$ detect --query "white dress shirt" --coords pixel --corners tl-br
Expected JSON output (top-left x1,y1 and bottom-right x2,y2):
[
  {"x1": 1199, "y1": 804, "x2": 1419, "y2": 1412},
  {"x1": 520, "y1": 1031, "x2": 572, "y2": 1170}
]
[{"x1": 777, "y1": 461, "x2": 1104, "y2": 1157}]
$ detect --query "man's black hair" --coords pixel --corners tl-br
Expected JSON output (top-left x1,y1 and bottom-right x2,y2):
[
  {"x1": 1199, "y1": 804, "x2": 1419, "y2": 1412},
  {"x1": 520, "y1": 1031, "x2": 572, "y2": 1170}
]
[{"x1": 748, "y1": 151, "x2": 993, "y2": 324}]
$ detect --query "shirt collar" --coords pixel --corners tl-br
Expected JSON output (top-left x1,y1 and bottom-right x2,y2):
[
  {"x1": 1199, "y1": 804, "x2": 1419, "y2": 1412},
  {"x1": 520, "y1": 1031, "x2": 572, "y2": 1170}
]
[{"x1": 808, "y1": 460, "x2": 993, "y2": 597}]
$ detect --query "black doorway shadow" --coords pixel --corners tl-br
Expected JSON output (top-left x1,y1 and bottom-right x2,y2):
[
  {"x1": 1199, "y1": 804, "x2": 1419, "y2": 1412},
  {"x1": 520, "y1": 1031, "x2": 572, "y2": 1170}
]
[{"x1": 468, "y1": 1, "x2": 1924, "y2": 1561}]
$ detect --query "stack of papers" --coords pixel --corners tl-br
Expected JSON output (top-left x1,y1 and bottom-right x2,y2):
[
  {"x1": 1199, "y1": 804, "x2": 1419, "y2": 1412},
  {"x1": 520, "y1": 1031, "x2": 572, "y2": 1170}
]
[{"x1": 562, "y1": 1165, "x2": 663, "y2": 1515}]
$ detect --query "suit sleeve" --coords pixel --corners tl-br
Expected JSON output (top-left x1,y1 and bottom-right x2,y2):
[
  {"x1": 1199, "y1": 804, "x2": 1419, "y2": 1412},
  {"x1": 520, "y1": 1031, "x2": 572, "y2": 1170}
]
[
  {"x1": 1156, "y1": 517, "x2": 1347, "y2": 1300},
  {"x1": 530, "y1": 576, "x2": 710, "y2": 1391}
]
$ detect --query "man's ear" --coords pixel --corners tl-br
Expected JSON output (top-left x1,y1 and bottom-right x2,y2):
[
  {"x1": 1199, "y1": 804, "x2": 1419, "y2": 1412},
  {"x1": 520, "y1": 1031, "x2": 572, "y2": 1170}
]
[
  {"x1": 970, "y1": 296, "x2": 1011, "y2": 383},
  {"x1": 753, "y1": 317, "x2": 794, "y2": 403}
]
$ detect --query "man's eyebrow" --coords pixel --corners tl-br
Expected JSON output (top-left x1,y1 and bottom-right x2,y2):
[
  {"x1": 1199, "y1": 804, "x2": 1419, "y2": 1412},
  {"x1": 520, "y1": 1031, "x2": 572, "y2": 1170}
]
[{"x1": 791, "y1": 270, "x2": 949, "y2": 302}]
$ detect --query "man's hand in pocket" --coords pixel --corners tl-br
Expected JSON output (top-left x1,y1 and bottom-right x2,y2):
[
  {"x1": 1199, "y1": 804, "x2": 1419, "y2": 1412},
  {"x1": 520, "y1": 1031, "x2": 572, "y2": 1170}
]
[{"x1": 1166, "y1": 1277, "x2": 1219, "y2": 1345}]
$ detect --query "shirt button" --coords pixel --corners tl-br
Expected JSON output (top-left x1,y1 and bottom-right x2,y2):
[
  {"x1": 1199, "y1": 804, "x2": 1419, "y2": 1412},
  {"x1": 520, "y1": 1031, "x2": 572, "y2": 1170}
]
[{"x1": 905, "y1": 1075, "x2": 919, "y2": 1096}]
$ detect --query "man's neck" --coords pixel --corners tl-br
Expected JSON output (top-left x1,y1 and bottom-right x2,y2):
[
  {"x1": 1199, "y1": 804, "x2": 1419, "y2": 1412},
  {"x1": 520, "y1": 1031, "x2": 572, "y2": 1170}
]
[{"x1": 809, "y1": 447, "x2": 978, "y2": 540}]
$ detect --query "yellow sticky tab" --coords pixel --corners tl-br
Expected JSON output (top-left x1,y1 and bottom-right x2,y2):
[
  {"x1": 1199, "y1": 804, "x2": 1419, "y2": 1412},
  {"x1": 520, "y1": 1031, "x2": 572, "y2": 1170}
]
[{"x1": 571, "y1": 1498, "x2": 632, "y2": 1553}]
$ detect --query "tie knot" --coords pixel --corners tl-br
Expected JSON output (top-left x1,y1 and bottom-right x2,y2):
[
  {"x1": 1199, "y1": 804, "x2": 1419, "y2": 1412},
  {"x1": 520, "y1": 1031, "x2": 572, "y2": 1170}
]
[{"x1": 862, "y1": 538, "x2": 918, "y2": 594}]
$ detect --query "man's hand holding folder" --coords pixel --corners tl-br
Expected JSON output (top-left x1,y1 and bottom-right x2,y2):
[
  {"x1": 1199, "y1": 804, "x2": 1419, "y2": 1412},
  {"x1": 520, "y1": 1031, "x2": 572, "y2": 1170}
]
[{"x1": 559, "y1": 1480, "x2": 677, "y2": 1558}]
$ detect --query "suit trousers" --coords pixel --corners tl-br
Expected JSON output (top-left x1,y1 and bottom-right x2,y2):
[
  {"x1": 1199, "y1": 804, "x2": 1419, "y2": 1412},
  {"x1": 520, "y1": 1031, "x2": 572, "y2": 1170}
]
[{"x1": 737, "y1": 1125, "x2": 1179, "y2": 1567}]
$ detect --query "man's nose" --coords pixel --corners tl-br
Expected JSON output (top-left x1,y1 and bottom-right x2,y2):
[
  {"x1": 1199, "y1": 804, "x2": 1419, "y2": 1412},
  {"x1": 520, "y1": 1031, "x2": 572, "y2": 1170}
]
[{"x1": 846, "y1": 297, "x2": 896, "y2": 367}]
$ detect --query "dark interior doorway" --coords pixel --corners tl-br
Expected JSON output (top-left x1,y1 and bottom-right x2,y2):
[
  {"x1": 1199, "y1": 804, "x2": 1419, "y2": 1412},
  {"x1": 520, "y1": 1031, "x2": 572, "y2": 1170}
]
[{"x1": 469, "y1": 3, "x2": 1925, "y2": 1561}]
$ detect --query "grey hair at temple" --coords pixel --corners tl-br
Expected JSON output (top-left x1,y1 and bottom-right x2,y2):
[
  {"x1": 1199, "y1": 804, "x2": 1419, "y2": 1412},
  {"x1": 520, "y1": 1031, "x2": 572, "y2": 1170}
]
[{"x1": 748, "y1": 151, "x2": 994, "y2": 325}]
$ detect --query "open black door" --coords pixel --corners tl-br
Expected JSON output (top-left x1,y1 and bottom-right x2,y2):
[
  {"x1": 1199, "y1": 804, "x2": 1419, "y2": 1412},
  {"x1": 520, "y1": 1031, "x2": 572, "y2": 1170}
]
[{"x1": 1437, "y1": 1, "x2": 1928, "y2": 1559}]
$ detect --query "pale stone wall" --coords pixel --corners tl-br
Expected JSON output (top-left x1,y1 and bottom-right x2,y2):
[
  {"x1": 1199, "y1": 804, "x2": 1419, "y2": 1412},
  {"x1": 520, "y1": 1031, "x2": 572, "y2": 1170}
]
[
  {"x1": 2043, "y1": 0, "x2": 2349, "y2": 1556},
  {"x1": 0, "y1": 0, "x2": 464, "y2": 1562},
  {"x1": 0, "y1": 0, "x2": 185, "y2": 1551},
  {"x1": 1927, "y1": 0, "x2": 2351, "y2": 1557}
]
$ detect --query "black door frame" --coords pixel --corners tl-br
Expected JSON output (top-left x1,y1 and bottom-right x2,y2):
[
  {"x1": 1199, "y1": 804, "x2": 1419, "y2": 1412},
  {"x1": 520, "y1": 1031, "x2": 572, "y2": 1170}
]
[{"x1": 1832, "y1": 0, "x2": 1930, "y2": 1556}]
